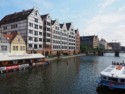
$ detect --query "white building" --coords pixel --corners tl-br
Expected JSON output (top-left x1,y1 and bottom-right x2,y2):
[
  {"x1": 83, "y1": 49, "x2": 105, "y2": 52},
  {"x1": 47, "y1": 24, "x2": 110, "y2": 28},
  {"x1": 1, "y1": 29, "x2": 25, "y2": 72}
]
[
  {"x1": 100, "y1": 38, "x2": 108, "y2": 49},
  {"x1": 60, "y1": 23, "x2": 68, "y2": 52},
  {"x1": 0, "y1": 33, "x2": 10, "y2": 53},
  {"x1": 0, "y1": 8, "x2": 43, "y2": 53},
  {"x1": 66, "y1": 23, "x2": 76, "y2": 52},
  {"x1": 51, "y1": 20, "x2": 61, "y2": 54},
  {"x1": 41, "y1": 14, "x2": 52, "y2": 55}
]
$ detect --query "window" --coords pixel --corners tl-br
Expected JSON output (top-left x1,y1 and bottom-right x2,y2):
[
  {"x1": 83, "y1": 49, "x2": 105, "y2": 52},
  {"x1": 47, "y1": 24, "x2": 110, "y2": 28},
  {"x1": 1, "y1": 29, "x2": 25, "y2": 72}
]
[
  {"x1": 47, "y1": 39, "x2": 50, "y2": 42},
  {"x1": 34, "y1": 24, "x2": 38, "y2": 29},
  {"x1": 29, "y1": 23, "x2": 33, "y2": 27},
  {"x1": 47, "y1": 22, "x2": 50, "y2": 26},
  {"x1": 108, "y1": 77, "x2": 118, "y2": 82},
  {"x1": 39, "y1": 25, "x2": 42, "y2": 29},
  {"x1": 35, "y1": 18, "x2": 38, "y2": 23},
  {"x1": 34, "y1": 44, "x2": 37, "y2": 49},
  {"x1": 34, "y1": 37, "x2": 38, "y2": 42},
  {"x1": 23, "y1": 46, "x2": 25, "y2": 50},
  {"x1": 34, "y1": 31, "x2": 38, "y2": 35},
  {"x1": 1, "y1": 45, "x2": 7, "y2": 51},
  {"x1": 35, "y1": 11, "x2": 38, "y2": 16},
  {"x1": 39, "y1": 32, "x2": 42, "y2": 35},
  {"x1": 16, "y1": 46, "x2": 18, "y2": 50},
  {"x1": 121, "y1": 79, "x2": 125, "y2": 83},
  {"x1": 47, "y1": 27, "x2": 50, "y2": 31},
  {"x1": 29, "y1": 44, "x2": 32, "y2": 48},
  {"x1": 39, "y1": 38, "x2": 42, "y2": 41},
  {"x1": 39, "y1": 45, "x2": 42, "y2": 48},
  {"x1": 47, "y1": 33, "x2": 50, "y2": 37},
  {"x1": 3, "y1": 26, "x2": 7, "y2": 30},
  {"x1": 11, "y1": 24, "x2": 17, "y2": 29},
  {"x1": 20, "y1": 46, "x2": 22, "y2": 50},
  {"x1": 13, "y1": 46, "x2": 16, "y2": 51},
  {"x1": 29, "y1": 30, "x2": 33, "y2": 34},
  {"x1": 29, "y1": 37, "x2": 33, "y2": 41}
]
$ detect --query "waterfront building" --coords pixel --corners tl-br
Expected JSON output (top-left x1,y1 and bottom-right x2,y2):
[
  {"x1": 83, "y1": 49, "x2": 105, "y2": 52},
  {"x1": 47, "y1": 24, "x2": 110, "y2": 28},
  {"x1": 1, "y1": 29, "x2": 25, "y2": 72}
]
[
  {"x1": 60, "y1": 23, "x2": 69, "y2": 54},
  {"x1": 41, "y1": 14, "x2": 52, "y2": 55},
  {"x1": 0, "y1": 8, "x2": 80, "y2": 55},
  {"x1": 75, "y1": 29, "x2": 80, "y2": 53},
  {"x1": 0, "y1": 8, "x2": 43, "y2": 53},
  {"x1": 80, "y1": 35, "x2": 99, "y2": 49},
  {"x1": 66, "y1": 23, "x2": 76, "y2": 54},
  {"x1": 108, "y1": 42, "x2": 121, "y2": 51},
  {"x1": 51, "y1": 20, "x2": 61, "y2": 55},
  {"x1": 0, "y1": 32, "x2": 10, "y2": 53},
  {"x1": 4, "y1": 32, "x2": 26, "y2": 54},
  {"x1": 99, "y1": 38, "x2": 108, "y2": 50}
]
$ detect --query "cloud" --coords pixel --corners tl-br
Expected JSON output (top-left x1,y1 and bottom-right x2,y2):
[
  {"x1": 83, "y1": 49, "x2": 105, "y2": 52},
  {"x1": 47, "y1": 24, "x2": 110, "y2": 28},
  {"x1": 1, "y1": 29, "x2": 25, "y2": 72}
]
[
  {"x1": 99, "y1": 0, "x2": 116, "y2": 9},
  {"x1": 32, "y1": 0, "x2": 53, "y2": 9},
  {"x1": 81, "y1": 12, "x2": 125, "y2": 45},
  {"x1": 119, "y1": 3, "x2": 125, "y2": 12}
]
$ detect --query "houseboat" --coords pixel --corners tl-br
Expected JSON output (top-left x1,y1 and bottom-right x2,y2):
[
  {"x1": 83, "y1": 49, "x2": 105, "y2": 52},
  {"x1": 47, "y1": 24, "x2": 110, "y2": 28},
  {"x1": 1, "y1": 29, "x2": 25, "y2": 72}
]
[
  {"x1": 0, "y1": 53, "x2": 47, "y2": 73},
  {"x1": 96, "y1": 61, "x2": 125, "y2": 89}
]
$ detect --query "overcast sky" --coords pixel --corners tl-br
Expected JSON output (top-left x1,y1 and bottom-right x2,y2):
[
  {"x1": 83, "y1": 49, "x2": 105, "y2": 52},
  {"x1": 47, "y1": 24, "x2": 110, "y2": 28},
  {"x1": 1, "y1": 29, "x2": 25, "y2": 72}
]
[{"x1": 0, "y1": 0, "x2": 125, "y2": 46}]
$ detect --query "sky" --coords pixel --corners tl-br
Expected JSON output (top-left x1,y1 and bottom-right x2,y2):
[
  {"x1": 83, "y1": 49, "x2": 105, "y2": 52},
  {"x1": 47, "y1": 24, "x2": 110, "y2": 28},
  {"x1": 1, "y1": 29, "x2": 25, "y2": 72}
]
[{"x1": 0, "y1": 0, "x2": 125, "y2": 46}]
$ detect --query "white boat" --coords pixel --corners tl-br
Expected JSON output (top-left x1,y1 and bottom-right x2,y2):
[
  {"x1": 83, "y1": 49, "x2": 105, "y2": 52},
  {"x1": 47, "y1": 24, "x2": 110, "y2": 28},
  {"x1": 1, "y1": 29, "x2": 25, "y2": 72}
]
[
  {"x1": 96, "y1": 61, "x2": 125, "y2": 89},
  {"x1": 0, "y1": 53, "x2": 46, "y2": 73}
]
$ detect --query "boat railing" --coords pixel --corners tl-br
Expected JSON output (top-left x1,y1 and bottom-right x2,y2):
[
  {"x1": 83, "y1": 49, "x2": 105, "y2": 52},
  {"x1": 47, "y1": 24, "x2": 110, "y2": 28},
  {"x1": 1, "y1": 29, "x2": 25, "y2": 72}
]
[{"x1": 112, "y1": 61, "x2": 125, "y2": 66}]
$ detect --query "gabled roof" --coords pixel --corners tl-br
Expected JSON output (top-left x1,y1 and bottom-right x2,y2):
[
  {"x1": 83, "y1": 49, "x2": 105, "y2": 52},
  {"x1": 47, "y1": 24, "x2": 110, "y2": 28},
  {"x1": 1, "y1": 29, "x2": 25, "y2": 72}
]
[
  {"x1": 0, "y1": 8, "x2": 34, "y2": 25},
  {"x1": 51, "y1": 20, "x2": 56, "y2": 25},
  {"x1": 41, "y1": 14, "x2": 49, "y2": 19},
  {"x1": 59, "y1": 24, "x2": 64, "y2": 28},
  {"x1": 66, "y1": 23, "x2": 71, "y2": 30},
  {"x1": 75, "y1": 29, "x2": 79, "y2": 33},
  {"x1": 4, "y1": 33, "x2": 17, "y2": 43}
]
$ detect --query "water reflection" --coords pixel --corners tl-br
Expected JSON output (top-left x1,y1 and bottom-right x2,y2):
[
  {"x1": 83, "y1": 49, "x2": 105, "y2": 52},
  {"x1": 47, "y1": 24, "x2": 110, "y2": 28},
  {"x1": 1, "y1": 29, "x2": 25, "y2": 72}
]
[
  {"x1": 96, "y1": 86, "x2": 125, "y2": 94},
  {"x1": 0, "y1": 54, "x2": 125, "y2": 94}
]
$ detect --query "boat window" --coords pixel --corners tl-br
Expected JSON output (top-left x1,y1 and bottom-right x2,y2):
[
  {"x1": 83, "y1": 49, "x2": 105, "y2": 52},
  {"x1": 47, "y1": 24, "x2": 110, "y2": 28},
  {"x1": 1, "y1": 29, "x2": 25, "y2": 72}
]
[
  {"x1": 108, "y1": 77, "x2": 118, "y2": 82},
  {"x1": 121, "y1": 79, "x2": 124, "y2": 82},
  {"x1": 103, "y1": 76, "x2": 106, "y2": 80}
]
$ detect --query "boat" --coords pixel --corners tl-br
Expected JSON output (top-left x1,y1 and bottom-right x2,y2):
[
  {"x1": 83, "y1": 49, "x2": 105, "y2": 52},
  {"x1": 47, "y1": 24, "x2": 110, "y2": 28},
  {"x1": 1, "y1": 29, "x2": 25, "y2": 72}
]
[
  {"x1": 0, "y1": 53, "x2": 46, "y2": 73},
  {"x1": 96, "y1": 61, "x2": 125, "y2": 89}
]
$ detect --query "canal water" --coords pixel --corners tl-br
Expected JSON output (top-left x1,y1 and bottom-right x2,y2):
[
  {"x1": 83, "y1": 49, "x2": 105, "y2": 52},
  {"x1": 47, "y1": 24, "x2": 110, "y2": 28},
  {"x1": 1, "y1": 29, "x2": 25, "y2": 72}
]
[{"x1": 0, "y1": 53, "x2": 125, "y2": 94}]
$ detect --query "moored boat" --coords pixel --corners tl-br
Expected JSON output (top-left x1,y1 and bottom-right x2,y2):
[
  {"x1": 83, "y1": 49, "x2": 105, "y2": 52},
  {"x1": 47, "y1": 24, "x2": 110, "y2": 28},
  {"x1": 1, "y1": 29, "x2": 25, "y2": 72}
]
[
  {"x1": 0, "y1": 53, "x2": 47, "y2": 73},
  {"x1": 96, "y1": 61, "x2": 125, "y2": 89}
]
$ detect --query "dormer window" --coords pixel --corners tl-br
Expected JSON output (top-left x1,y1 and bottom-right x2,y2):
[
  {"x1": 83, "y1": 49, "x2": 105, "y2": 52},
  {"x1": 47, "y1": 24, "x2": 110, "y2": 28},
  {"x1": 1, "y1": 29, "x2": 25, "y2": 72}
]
[{"x1": 35, "y1": 11, "x2": 38, "y2": 16}]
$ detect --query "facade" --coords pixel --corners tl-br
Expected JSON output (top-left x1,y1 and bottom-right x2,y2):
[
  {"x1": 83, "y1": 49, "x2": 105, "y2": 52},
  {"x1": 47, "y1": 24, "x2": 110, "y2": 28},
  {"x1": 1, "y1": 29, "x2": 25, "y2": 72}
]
[
  {"x1": 0, "y1": 8, "x2": 80, "y2": 55},
  {"x1": 75, "y1": 29, "x2": 80, "y2": 53},
  {"x1": 4, "y1": 33, "x2": 26, "y2": 54},
  {"x1": 108, "y1": 42, "x2": 121, "y2": 50},
  {"x1": 41, "y1": 14, "x2": 52, "y2": 55},
  {"x1": 0, "y1": 32, "x2": 10, "y2": 53},
  {"x1": 66, "y1": 23, "x2": 76, "y2": 54},
  {"x1": 0, "y1": 8, "x2": 43, "y2": 53},
  {"x1": 99, "y1": 38, "x2": 108, "y2": 50},
  {"x1": 80, "y1": 35, "x2": 99, "y2": 49},
  {"x1": 51, "y1": 20, "x2": 61, "y2": 55},
  {"x1": 60, "y1": 23, "x2": 68, "y2": 54}
]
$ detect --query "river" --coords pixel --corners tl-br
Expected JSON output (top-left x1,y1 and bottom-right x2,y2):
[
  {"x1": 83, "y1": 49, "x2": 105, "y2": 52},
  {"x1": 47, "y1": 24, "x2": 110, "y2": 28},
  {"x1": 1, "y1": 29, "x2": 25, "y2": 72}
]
[{"x1": 0, "y1": 53, "x2": 125, "y2": 94}]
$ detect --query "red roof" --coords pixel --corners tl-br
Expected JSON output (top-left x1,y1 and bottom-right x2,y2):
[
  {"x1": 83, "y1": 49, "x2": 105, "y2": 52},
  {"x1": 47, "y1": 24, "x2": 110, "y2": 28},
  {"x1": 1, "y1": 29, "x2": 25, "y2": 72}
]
[{"x1": 4, "y1": 33, "x2": 17, "y2": 42}]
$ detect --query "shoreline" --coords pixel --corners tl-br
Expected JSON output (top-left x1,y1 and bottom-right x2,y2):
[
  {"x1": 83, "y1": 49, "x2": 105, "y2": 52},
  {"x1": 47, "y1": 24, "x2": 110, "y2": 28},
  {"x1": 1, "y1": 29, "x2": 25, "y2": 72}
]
[{"x1": 46, "y1": 54, "x2": 85, "y2": 61}]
